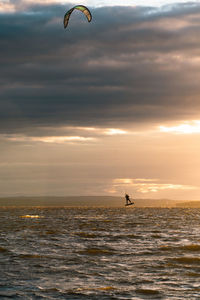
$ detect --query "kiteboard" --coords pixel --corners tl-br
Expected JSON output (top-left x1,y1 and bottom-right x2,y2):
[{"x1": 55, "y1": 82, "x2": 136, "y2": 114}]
[{"x1": 125, "y1": 202, "x2": 134, "y2": 206}]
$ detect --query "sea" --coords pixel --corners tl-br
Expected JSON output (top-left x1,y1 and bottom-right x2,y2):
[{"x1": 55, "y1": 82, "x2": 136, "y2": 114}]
[{"x1": 0, "y1": 207, "x2": 200, "y2": 299}]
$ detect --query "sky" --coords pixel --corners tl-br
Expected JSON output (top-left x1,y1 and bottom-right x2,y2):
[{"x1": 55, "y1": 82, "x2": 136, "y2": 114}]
[{"x1": 0, "y1": 0, "x2": 200, "y2": 199}]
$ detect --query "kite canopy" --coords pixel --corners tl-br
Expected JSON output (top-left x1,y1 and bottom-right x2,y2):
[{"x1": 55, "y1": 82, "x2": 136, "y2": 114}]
[{"x1": 63, "y1": 5, "x2": 92, "y2": 28}]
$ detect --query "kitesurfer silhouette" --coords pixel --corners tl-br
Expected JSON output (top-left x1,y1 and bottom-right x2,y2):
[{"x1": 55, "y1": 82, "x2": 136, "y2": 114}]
[{"x1": 125, "y1": 193, "x2": 134, "y2": 206}]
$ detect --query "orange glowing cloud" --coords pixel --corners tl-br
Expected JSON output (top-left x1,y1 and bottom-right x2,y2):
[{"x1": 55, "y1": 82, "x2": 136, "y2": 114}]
[
  {"x1": 159, "y1": 120, "x2": 200, "y2": 134},
  {"x1": 113, "y1": 178, "x2": 197, "y2": 194},
  {"x1": 103, "y1": 128, "x2": 127, "y2": 135},
  {"x1": 0, "y1": 126, "x2": 129, "y2": 144},
  {"x1": 2, "y1": 134, "x2": 95, "y2": 143}
]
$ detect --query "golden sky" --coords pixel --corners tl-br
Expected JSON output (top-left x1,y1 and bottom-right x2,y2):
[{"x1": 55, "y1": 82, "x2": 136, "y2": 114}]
[{"x1": 0, "y1": 0, "x2": 200, "y2": 199}]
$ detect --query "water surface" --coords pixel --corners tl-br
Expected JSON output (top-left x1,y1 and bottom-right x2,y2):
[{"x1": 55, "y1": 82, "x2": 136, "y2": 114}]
[{"x1": 0, "y1": 207, "x2": 200, "y2": 299}]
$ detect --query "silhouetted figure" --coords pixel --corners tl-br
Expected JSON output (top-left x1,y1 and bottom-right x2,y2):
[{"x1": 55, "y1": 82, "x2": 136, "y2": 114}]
[{"x1": 125, "y1": 193, "x2": 134, "y2": 206}]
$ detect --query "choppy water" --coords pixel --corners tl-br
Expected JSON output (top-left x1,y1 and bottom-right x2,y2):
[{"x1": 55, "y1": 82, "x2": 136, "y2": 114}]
[{"x1": 1, "y1": 207, "x2": 200, "y2": 299}]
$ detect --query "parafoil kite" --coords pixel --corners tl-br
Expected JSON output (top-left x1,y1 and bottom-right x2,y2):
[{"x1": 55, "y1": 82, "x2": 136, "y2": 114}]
[{"x1": 63, "y1": 5, "x2": 92, "y2": 28}]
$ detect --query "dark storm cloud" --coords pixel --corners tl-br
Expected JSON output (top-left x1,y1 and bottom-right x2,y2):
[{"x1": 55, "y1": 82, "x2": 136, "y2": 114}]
[{"x1": 0, "y1": 2, "x2": 200, "y2": 134}]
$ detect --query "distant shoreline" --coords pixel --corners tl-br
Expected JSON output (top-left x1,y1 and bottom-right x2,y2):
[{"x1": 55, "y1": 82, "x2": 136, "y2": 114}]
[{"x1": 0, "y1": 196, "x2": 200, "y2": 208}]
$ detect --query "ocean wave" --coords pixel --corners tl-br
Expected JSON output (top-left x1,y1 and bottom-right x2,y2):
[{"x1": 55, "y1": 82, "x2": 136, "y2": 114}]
[
  {"x1": 0, "y1": 246, "x2": 9, "y2": 253},
  {"x1": 74, "y1": 232, "x2": 98, "y2": 238},
  {"x1": 160, "y1": 244, "x2": 200, "y2": 252},
  {"x1": 171, "y1": 256, "x2": 200, "y2": 265},
  {"x1": 135, "y1": 288, "x2": 162, "y2": 296},
  {"x1": 78, "y1": 248, "x2": 115, "y2": 256},
  {"x1": 185, "y1": 272, "x2": 200, "y2": 277}
]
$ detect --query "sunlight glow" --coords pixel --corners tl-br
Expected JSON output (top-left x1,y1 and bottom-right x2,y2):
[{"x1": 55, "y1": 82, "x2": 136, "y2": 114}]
[
  {"x1": 21, "y1": 215, "x2": 41, "y2": 218},
  {"x1": 134, "y1": 178, "x2": 158, "y2": 182},
  {"x1": 113, "y1": 178, "x2": 196, "y2": 194},
  {"x1": 104, "y1": 128, "x2": 127, "y2": 135},
  {"x1": 159, "y1": 121, "x2": 200, "y2": 134},
  {"x1": 36, "y1": 136, "x2": 95, "y2": 143},
  {"x1": 3, "y1": 134, "x2": 95, "y2": 143}
]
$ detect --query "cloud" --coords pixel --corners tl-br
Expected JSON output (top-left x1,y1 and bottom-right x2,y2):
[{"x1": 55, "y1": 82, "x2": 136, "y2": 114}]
[
  {"x1": 159, "y1": 120, "x2": 200, "y2": 134},
  {"x1": 2, "y1": 134, "x2": 96, "y2": 143},
  {"x1": 103, "y1": 128, "x2": 127, "y2": 135},
  {"x1": 0, "y1": 1, "x2": 200, "y2": 136},
  {"x1": 0, "y1": 125, "x2": 130, "y2": 144},
  {"x1": 113, "y1": 178, "x2": 197, "y2": 194}
]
